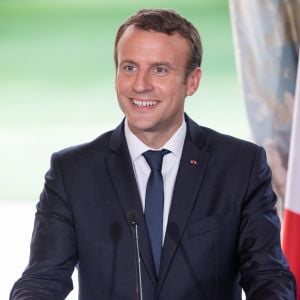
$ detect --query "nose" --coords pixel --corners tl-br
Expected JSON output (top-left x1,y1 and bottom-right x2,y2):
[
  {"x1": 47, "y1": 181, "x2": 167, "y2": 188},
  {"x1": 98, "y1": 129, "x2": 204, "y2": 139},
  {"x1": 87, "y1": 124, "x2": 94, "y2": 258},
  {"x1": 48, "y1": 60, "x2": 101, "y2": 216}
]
[{"x1": 132, "y1": 70, "x2": 153, "y2": 93}]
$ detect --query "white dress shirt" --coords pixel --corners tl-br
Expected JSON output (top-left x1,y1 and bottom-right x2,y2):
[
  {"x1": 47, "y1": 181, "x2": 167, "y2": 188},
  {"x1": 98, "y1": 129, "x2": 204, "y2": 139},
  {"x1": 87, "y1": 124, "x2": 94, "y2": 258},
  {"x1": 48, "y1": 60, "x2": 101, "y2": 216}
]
[{"x1": 124, "y1": 119, "x2": 186, "y2": 243}]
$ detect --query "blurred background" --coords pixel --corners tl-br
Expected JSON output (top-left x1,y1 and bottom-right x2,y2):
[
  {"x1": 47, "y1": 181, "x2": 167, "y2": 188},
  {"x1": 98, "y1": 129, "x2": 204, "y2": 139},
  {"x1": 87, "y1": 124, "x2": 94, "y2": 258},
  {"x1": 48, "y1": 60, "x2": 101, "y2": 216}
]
[{"x1": 0, "y1": 0, "x2": 250, "y2": 298}]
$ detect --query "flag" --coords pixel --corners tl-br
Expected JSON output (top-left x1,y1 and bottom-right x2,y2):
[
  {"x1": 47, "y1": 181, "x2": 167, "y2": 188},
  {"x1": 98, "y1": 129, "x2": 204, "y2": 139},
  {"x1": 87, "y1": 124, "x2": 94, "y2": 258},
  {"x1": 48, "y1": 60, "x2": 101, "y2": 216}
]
[{"x1": 283, "y1": 50, "x2": 300, "y2": 298}]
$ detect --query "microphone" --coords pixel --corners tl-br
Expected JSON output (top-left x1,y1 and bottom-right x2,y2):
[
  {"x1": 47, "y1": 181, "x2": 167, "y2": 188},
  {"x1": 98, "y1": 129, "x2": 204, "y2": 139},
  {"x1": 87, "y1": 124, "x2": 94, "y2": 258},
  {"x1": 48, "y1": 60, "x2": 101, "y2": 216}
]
[{"x1": 127, "y1": 210, "x2": 143, "y2": 300}]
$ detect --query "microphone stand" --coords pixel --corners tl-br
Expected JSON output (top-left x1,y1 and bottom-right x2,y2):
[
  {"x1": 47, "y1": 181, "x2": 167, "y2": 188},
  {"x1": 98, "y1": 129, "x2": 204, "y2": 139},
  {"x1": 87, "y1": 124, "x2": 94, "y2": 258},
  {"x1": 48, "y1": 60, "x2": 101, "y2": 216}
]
[{"x1": 128, "y1": 211, "x2": 143, "y2": 300}]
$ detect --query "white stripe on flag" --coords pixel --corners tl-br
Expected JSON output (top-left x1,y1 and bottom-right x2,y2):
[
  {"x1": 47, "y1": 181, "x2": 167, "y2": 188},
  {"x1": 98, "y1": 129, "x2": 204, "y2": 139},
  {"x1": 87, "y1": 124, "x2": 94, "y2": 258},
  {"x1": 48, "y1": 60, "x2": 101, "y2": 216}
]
[
  {"x1": 283, "y1": 49, "x2": 300, "y2": 300},
  {"x1": 284, "y1": 50, "x2": 300, "y2": 214}
]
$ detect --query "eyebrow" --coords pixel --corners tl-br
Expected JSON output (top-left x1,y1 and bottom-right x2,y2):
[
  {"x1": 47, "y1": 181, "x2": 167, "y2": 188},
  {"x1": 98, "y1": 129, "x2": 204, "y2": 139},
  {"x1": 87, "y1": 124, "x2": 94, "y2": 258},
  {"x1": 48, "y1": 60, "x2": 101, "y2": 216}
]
[
  {"x1": 151, "y1": 62, "x2": 174, "y2": 69},
  {"x1": 119, "y1": 59, "x2": 175, "y2": 70},
  {"x1": 119, "y1": 59, "x2": 136, "y2": 66}
]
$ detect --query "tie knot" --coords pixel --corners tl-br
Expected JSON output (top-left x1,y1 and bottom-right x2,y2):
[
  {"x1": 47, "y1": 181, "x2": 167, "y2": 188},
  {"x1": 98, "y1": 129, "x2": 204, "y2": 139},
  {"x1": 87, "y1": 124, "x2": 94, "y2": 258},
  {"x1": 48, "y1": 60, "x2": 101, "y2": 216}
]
[{"x1": 143, "y1": 149, "x2": 170, "y2": 171}]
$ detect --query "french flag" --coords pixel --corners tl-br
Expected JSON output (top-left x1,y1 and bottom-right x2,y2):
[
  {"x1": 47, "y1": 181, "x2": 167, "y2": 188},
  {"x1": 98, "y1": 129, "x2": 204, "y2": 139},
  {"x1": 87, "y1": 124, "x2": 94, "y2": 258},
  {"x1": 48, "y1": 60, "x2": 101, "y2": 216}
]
[{"x1": 283, "y1": 52, "x2": 300, "y2": 299}]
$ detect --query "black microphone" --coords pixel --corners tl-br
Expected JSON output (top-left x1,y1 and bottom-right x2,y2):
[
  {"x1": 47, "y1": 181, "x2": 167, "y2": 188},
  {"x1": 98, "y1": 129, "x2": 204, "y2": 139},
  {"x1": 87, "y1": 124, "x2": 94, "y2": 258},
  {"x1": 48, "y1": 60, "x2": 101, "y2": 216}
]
[{"x1": 127, "y1": 210, "x2": 143, "y2": 300}]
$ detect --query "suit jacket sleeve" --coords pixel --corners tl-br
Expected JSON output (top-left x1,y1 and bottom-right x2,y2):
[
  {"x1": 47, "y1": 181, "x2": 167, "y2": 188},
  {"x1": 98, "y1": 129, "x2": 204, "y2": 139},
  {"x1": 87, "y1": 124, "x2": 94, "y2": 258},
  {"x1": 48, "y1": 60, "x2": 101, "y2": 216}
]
[
  {"x1": 10, "y1": 153, "x2": 77, "y2": 299},
  {"x1": 238, "y1": 146, "x2": 296, "y2": 299}
]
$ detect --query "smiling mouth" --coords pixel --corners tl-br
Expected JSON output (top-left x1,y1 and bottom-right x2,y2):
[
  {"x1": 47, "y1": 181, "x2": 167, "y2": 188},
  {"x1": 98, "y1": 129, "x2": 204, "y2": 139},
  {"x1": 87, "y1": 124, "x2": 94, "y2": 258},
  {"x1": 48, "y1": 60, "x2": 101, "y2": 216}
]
[{"x1": 131, "y1": 99, "x2": 159, "y2": 107}]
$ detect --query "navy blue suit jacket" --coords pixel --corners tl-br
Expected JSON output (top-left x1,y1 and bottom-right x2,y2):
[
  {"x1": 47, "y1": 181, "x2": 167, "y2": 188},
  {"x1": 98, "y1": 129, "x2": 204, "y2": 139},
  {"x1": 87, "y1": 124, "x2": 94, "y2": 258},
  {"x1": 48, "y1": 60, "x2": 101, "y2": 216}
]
[{"x1": 11, "y1": 116, "x2": 296, "y2": 299}]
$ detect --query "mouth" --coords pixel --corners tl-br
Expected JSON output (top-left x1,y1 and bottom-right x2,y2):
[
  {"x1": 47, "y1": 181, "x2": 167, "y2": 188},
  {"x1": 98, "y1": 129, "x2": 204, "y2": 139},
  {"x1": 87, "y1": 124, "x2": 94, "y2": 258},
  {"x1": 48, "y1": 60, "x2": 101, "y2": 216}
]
[{"x1": 130, "y1": 98, "x2": 159, "y2": 107}]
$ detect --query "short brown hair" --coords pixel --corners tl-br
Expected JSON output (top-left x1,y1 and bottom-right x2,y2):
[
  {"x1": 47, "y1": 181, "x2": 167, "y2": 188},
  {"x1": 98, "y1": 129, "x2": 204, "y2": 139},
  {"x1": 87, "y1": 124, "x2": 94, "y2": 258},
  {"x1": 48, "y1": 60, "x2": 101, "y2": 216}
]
[{"x1": 114, "y1": 9, "x2": 202, "y2": 77}]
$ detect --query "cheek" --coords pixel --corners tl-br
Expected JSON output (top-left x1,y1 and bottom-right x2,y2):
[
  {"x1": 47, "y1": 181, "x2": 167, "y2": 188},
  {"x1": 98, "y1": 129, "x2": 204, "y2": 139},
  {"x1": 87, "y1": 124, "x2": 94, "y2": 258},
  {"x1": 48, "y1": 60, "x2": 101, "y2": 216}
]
[
  {"x1": 115, "y1": 78, "x2": 127, "y2": 95},
  {"x1": 115, "y1": 79, "x2": 127, "y2": 105},
  {"x1": 160, "y1": 80, "x2": 187, "y2": 100},
  {"x1": 156, "y1": 78, "x2": 179, "y2": 93}
]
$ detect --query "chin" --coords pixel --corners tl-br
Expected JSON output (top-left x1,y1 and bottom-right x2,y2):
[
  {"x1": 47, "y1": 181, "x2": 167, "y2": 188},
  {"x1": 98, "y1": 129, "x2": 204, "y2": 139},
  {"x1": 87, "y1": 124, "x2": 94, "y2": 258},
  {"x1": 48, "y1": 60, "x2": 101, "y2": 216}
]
[{"x1": 128, "y1": 119, "x2": 156, "y2": 132}]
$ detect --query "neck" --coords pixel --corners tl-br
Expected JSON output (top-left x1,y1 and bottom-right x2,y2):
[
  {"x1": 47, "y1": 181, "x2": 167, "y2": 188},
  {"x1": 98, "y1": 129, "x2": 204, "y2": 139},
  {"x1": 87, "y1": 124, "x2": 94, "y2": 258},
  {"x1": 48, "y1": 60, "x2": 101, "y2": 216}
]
[{"x1": 128, "y1": 120, "x2": 183, "y2": 149}]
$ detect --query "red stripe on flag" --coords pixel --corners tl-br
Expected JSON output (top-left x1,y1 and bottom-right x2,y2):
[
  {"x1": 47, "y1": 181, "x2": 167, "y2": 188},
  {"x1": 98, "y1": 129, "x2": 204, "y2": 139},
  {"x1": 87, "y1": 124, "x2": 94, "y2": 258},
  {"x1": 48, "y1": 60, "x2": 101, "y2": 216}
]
[{"x1": 283, "y1": 208, "x2": 300, "y2": 298}]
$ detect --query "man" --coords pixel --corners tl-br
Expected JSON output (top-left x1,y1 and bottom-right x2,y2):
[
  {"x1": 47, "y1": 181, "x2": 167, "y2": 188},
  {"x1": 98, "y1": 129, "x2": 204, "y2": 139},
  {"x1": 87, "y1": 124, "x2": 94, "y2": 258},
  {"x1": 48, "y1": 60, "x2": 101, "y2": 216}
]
[{"x1": 10, "y1": 9, "x2": 296, "y2": 299}]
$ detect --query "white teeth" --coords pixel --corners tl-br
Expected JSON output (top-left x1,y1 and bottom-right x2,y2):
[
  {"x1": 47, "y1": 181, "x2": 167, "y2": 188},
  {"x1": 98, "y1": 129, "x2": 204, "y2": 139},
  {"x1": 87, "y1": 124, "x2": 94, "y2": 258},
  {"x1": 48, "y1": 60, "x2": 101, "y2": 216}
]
[{"x1": 132, "y1": 99, "x2": 158, "y2": 107}]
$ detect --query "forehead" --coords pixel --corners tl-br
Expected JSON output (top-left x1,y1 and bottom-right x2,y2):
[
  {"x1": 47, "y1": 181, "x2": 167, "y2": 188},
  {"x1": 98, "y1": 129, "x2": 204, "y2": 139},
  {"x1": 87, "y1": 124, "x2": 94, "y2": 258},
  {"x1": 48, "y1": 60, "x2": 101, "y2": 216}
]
[{"x1": 116, "y1": 25, "x2": 191, "y2": 64}]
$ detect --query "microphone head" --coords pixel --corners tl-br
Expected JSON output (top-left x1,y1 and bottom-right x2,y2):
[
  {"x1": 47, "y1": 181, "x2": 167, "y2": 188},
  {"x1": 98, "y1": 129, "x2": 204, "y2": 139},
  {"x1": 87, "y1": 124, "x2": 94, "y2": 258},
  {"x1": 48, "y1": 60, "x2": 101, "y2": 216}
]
[{"x1": 127, "y1": 210, "x2": 139, "y2": 226}]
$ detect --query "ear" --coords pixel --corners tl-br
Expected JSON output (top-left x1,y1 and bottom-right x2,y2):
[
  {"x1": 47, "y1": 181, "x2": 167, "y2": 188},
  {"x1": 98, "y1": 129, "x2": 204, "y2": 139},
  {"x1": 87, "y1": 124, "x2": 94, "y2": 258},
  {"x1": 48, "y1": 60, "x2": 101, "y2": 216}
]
[{"x1": 186, "y1": 68, "x2": 201, "y2": 96}]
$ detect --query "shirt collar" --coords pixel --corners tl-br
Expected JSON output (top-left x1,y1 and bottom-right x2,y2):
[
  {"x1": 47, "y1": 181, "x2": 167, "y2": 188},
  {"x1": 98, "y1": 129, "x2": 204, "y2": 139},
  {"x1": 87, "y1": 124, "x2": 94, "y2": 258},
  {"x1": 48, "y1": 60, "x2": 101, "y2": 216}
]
[{"x1": 124, "y1": 118, "x2": 186, "y2": 161}]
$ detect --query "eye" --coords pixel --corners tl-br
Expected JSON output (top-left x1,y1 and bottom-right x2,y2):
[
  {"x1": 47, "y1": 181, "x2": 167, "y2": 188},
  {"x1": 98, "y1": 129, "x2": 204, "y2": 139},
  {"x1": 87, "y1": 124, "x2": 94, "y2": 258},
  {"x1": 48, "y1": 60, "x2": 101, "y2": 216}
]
[
  {"x1": 122, "y1": 64, "x2": 137, "y2": 73},
  {"x1": 154, "y1": 66, "x2": 168, "y2": 75}
]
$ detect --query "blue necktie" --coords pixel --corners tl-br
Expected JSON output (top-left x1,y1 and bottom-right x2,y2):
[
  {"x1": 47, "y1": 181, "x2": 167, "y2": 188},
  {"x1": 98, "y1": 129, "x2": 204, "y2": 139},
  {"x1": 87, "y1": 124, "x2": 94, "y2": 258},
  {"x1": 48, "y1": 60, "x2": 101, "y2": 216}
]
[{"x1": 143, "y1": 149, "x2": 170, "y2": 275}]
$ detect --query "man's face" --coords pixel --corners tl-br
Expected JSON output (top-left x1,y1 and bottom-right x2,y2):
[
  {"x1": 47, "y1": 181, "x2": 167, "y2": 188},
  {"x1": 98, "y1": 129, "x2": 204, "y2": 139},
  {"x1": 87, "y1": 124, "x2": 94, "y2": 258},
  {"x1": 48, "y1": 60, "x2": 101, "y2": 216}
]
[{"x1": 115, "y1": 26, "x2": 200, "y2": 140}]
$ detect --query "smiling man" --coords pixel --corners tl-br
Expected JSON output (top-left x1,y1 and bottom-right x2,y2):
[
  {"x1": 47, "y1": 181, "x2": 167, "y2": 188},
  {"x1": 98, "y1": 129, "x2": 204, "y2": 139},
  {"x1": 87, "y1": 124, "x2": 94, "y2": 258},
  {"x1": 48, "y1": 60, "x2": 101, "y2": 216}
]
[
  {"x1": 10, "y1": 9, "x2": 296, "y2": 300},
  {"x1": 115, "y1": 25, "x2": 200, "y2": 148}
]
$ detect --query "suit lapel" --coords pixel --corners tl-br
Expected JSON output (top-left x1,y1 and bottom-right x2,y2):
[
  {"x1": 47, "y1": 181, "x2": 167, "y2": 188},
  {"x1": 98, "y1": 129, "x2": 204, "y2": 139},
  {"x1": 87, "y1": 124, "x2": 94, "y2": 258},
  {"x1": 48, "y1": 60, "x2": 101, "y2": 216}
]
[
  {"x1": 158, "y1": 117, "x2": 210, "y2": 292},
  {"x1": 105, "y1": 122, "x2": 157, "y2": 284}
]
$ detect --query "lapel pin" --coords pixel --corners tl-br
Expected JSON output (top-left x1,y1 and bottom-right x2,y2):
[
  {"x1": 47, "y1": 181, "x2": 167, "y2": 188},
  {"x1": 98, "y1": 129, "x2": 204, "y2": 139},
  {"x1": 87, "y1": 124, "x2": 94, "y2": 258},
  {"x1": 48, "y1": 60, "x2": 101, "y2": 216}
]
[{"x1": 190, "y1": 160, "x2": 198, "y2": 165}]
